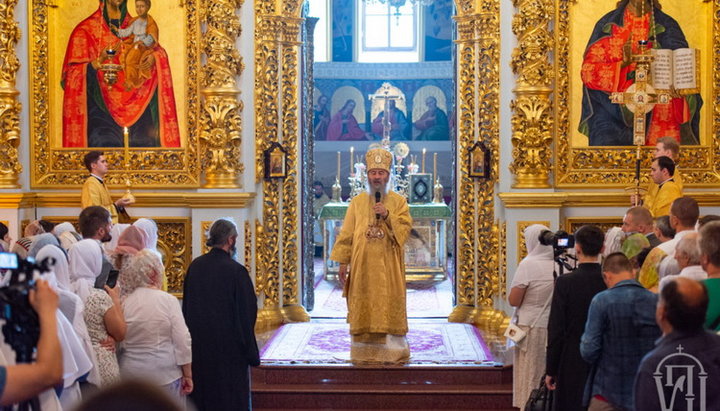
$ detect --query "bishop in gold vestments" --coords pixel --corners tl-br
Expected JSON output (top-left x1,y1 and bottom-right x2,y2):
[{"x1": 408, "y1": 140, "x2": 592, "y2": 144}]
[{"x1": 330, "y1": 148, "x2": 412, "y2": 362}]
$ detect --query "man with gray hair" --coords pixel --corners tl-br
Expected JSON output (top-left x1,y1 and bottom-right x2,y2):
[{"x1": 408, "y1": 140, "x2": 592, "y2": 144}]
[
  {"x1": 659, "y1": 233, "x2": 707, "y2": 291},
  {"x1": 183, "y1": 218, "x2": 259, "y2": 411}
]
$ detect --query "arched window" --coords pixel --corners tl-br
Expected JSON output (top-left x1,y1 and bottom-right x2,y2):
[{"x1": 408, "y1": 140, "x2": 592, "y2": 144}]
[{"x1": 357, "y1": 0, "x2": 420, "y2": 63}]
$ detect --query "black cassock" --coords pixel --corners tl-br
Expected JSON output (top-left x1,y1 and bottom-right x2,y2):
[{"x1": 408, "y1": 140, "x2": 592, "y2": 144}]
[{"x1": 183, "y1": 248, "x2": 260, "y2": 411}]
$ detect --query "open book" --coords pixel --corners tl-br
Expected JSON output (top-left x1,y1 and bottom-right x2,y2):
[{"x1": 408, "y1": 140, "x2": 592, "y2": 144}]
[{"x1": 650, "y1": 48, "x2": 700, "y2": 94}]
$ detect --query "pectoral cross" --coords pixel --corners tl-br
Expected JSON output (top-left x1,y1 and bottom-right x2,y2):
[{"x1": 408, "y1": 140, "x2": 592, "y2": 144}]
[
  {"x1": 611, "y1": 45, "x2": 671, "y2": 205},
  {"x1": 368, "y1": 82, "x2": 402, "y2": 149}
]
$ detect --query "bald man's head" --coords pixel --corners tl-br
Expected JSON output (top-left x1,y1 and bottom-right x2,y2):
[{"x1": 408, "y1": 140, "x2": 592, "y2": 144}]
[{"x1": 659, "y1": 277, "x2": 708, "y2": 333}]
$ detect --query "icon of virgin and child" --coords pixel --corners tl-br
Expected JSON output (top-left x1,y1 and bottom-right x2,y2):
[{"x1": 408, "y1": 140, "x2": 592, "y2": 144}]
[{"x1": 61, "y1": 0, "x2": 181, "y2": 148}]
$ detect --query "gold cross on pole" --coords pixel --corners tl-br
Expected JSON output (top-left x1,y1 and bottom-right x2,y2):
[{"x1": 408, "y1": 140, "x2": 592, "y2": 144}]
[
  {"x1": 368, "y1": 82, "x2": 402, "y2": 149},
  {"x1": 612, "y1": 47, "x2": 671, "y2": 205},
  {"x1": 609, "y1": 51, "x2": 671, "y2": 146}
]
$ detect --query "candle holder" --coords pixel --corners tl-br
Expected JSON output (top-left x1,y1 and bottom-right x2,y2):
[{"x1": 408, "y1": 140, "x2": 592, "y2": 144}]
[
  {"x1": 331, "y1": 177, "x2": 342, "y2": 202},
  {"x1": 432, "y1": 177, "x2": 444, "y2": 204}
]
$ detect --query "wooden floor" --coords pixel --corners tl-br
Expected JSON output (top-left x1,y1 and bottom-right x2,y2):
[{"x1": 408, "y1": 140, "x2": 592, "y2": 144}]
[{"x1": 252, "y1": 363, "x2": 513, "y2": 410}]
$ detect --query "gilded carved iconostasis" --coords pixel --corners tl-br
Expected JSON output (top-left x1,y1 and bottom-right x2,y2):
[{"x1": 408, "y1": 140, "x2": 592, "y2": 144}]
[{"x1": 0, "y1": 0, "x2": 718, "y2": 331}]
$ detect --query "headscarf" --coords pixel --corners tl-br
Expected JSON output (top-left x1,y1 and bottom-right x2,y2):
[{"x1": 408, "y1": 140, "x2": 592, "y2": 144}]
[
  {"x1": 39, "y1": 243, "x2": 101, "y2": 386},
  {"x1": 113, "y1": 225, "x2": 147, "y2": 257},
  {"x1": 603, "y1": 227, "x2": 625, "y2": 257},
  {"x1": 524, "y1": 224, "x2": 555, "y2": 261},
  {"x1": 53, "y1": 222, "x2": 76, "y2": 237},
  {"x1": 104, "y1": 223, "x2": 130, "y2": 254},
  {"x1": 621, "y1": 233, "x2": 651, "y2": 260},
  {"x1": 121, "y1": 249, "x2": 165, "y2": 296},
  {"x1": 133, "y1": 218, "x2": 158, "y2": 251},
  {"x1": 36, "y1": 244, "x2": 71, "y2": 291},
  {"x1": 68, "y1": 239, "x2": 103, "y2": 303},
  {"x1": 58, "y1": 231, "x2": 81, "y2": 251},
  {"x1": 28, "y1": 233, "x2": 61, "y2": 259},
  {"x1": 24, "y1": 220, "x2": 45, "y2": 237},
  {"x1": 11, "y1": 237, "x2": 33, "y2": 259}
]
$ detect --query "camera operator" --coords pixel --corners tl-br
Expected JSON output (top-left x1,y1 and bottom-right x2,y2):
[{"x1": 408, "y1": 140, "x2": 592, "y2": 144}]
[
  {"x1": 545, "y1": 225, "x2": 607, "y2": 410},
  {"x1": 0, "y1": 279, "x2": 62, "y2": 405}
]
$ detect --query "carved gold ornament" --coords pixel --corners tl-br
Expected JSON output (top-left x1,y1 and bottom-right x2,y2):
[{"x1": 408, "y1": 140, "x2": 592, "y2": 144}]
[
  {"x1": 449, "y1": 1, "x2": 504, "y2": 328},
  {"x1": 510, "y1": 0, "x2": 553, "y2": 188},
  {"x1": 0, "y1": 0, "x2": 21, "y2": 188}
]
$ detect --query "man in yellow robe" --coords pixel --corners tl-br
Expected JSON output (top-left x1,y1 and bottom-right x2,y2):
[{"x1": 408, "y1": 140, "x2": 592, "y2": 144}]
[
  {"x1": 640, "y1": 156, "x2": 682, "y2": 217},
  {"x1": 81, "y1": 151, "x2": 132, "y2": 224},
  {"x1": 331, "y1": 148, "x2": 412, "y2": 363}
]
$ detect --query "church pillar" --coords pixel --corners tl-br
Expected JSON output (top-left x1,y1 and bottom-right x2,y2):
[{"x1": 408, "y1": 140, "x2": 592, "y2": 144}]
[
  {"x1": 199, "y1": 0, "x2": 244, "y2": 188},
  {"x1": 0, "y1": 0, "x2": 22, "y2": 188},
  {"x1": 509, "y1": 0, "x2": 553, "y2": 188},
  {"x1": 254, "y1": 0, "x2": 309, "y2": 329},
  {"x1": 449, "y1": 1, "x2": 507, "y2": 333}
]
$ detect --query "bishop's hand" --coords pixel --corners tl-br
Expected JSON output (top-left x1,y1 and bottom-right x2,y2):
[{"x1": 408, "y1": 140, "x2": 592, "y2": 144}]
[{"x1": 338, "y1": 264, "x2": 348, "y2": 286}]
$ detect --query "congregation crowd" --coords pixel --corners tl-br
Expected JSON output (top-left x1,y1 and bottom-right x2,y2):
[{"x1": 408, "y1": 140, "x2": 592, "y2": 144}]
[
  {"x1": 0, "y1": 210, "x2": 258, "y2": 410},
  {"x1": 509, "y1": 136, "x2": 720, "y2": 411}
]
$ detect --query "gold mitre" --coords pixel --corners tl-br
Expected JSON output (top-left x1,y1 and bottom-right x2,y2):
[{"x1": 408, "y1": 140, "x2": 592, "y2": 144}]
[{"x1": 366, "y1": 148, "x2": 392, "y2": 172}]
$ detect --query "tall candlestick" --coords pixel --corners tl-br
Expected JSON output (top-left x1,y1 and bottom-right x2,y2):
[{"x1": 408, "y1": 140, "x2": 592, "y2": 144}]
[
  {"x1": 433, "y1": 153, "x2": 437, "y2": 182},
  {"x1": 337, "y1": 151, "x2": 341, "y2": 181},
  {"x1": 422, "y1": 148, "x2": 426, "y2": 173},
  {"x1": 349, "y1": 146, "x2": 354, "y2": 175}
]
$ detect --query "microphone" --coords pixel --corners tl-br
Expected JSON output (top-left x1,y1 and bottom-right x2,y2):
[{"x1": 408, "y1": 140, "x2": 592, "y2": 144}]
[{"x1": 375, "y1": 191, "x2": 381, "y2": 220}]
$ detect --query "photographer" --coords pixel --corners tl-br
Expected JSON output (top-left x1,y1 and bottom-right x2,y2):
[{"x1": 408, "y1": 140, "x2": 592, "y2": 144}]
[{"x1": 0, "y1": 279, "x2": 62, "y2": 405}]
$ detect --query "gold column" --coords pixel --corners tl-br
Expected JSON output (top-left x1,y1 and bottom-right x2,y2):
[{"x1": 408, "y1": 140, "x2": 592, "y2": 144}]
[
  {"x1": 254, "y1": 0, "x2": 308, "y2": 329},
  {"x1": 0, "y1": 0, "x2": 22, "y2": 188},
  {"x1": 450, "y1": 0, "x2": 503, "y2": 328},
  {"x1": 509, "y1": 0, "x2": 553, "y2": 188},
  {"x1": 199, "y1": 0, "x2": 244, "y2": 188},
  {"x1": 279, "y1": 18, "x2": 309, "y2": 323}
]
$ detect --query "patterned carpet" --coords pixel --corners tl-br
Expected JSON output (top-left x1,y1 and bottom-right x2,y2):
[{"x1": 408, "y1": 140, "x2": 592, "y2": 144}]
[{"x1": 260, "y1": 320, "x2": 494, "y2": 365}]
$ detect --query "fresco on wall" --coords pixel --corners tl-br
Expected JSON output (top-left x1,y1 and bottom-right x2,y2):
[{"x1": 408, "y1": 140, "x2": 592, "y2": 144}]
[
  {"x1": 424, "y1": 0, "x2": 453, "y2": 61},
  {"x1": 332, "y1": 0, "x2": 354, "y2": 62},
  {"x1": 313, "y1": 78, "x2": 453, "y2": 141}
]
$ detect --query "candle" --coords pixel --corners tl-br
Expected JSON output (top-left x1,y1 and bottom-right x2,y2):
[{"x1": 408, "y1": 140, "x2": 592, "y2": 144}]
[
  {"x1": 433, "y1": 153, "x2": 437, "y2": 182},
  {"x1": 349, "y1": 146, "x2": 354, "y2": 175},
  {"x1": 336, "y1": 151, "x2": 341, "y2": 180},
  {"x1": 422, "y1": 148, "x2": 426, "y2": 173}
]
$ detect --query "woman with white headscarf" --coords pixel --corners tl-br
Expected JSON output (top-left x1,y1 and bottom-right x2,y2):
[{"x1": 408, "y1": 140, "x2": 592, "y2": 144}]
[
  {"x1": 36, "y1": 244, "x2": 95, "y2": 409},
  {"x1": 133, "y1": 218, "x2": 159, "y2": 254},
  {"x1": 118, "y1": 249, "x2": 193, "y2": 399},
  {"x1": 508, "y1": 224, "x2": 557, "y2": 408},
  {"x1": 69, "y1": 239, "x2": 126, "y2": 387}
]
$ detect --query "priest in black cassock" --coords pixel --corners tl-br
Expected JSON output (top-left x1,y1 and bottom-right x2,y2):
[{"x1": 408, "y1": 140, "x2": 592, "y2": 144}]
[{"x1": 183, "y1": 218, "x2": 260, "y2": 410}]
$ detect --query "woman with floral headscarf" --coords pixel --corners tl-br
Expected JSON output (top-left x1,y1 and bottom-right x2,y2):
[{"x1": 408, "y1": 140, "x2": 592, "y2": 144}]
[
  {"x1": 109, "y1": 225, "x2": 147, "y2": 297},
  {"x1": 69, "y1": 239, "x2": 126, "y2": 386},
  {"x1": 508, "y1": 224, "x2": 557, "y2": 408},
  {"x1": 118, "y1": 249, "x2": 192, "y2": 399}
]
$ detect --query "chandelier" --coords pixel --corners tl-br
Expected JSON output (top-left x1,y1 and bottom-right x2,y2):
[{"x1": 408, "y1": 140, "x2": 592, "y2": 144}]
[{"x1": 365, "y1": 0, "x2": 436, "y2": 16}]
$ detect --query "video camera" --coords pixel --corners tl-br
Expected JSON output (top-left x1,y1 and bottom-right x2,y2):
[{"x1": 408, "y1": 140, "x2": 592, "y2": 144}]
[
  {"x1": 0, "y1": 252, "x2": 54, "y2": 364},
  {"x1": 538, "y1": 230, "x2": 577, "y2": 277},
  {"x1": 539, "y1": 230, "x2": 575, "y2": 250}
]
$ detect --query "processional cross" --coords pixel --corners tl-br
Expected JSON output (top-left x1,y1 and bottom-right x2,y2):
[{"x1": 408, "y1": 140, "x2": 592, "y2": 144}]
[
  {"x1": 610, "y1": 42, "x2": 672, "y2": 206},
  {"x1": 368, "y1": 82, "x2": 403, "y2": 150}
]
